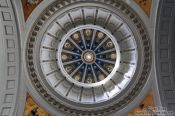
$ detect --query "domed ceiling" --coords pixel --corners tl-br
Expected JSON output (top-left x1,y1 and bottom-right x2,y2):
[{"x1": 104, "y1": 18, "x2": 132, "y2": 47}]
[
  {"x1": 1, "y1": 0, "x2": 175, "y2": 116},
  {"x1": 25, "y1": 0, "x2": 151, "y2": 115}
]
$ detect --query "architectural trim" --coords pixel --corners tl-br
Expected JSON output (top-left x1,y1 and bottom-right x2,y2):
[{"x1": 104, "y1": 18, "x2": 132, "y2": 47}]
[
  {"x1": 156, "y1": 0, "x2": 175, "y2": 113},
  {"x1": 0, "y1": 0, "x2": 21, "y2": 115}
]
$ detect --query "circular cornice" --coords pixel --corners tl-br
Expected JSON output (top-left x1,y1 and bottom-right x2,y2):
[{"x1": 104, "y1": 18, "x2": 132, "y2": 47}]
[{"x1": 25, "y1": 0, "x2": 152, "y2": 115}]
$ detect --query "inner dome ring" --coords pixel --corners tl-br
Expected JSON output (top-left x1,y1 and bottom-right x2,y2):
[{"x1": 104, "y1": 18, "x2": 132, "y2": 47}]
[{"x1": 57, "y1": 25, "x2": 120, "y2": 88}]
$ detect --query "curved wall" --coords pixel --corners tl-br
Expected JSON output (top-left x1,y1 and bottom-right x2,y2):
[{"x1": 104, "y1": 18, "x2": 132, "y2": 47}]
[
  {"x1": 156, "y1": 0, "x2": 175, "y2": 112},
  {"x1": 0, "y1": 0, "x2": 22, "y2": 115}
]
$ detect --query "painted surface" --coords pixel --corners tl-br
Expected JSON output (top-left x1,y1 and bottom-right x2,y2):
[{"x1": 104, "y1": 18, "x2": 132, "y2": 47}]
[
  {"x1": 23, "y1": 94, "x2": 50, "y2": 116},
  {"x1": 128, "y1": 90, "x2": 155, "y2": 116},
  {"x1": 134, "y1": 0, "x2": 152, "y2": 16},
  {"x1": 21, "y1": 0, "x2": 43, "y2": 21}
]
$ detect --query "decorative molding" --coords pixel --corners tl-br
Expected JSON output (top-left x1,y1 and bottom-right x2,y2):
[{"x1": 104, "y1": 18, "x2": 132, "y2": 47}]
[
  {"x1": 156, "y1": 0, "x2": 175, "y2": 112},
  {"x1": 0, "y1": 0, "x2": 21, "y2": 115}
]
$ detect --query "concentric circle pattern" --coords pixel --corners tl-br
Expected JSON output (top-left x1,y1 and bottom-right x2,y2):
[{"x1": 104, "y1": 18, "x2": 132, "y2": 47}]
[
  {"x1": 58, "y1": 25, "x2": 120, "y2": 87},
  {"x1": 26, "y1": 0, "x2": 151, "y2": 115}
]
